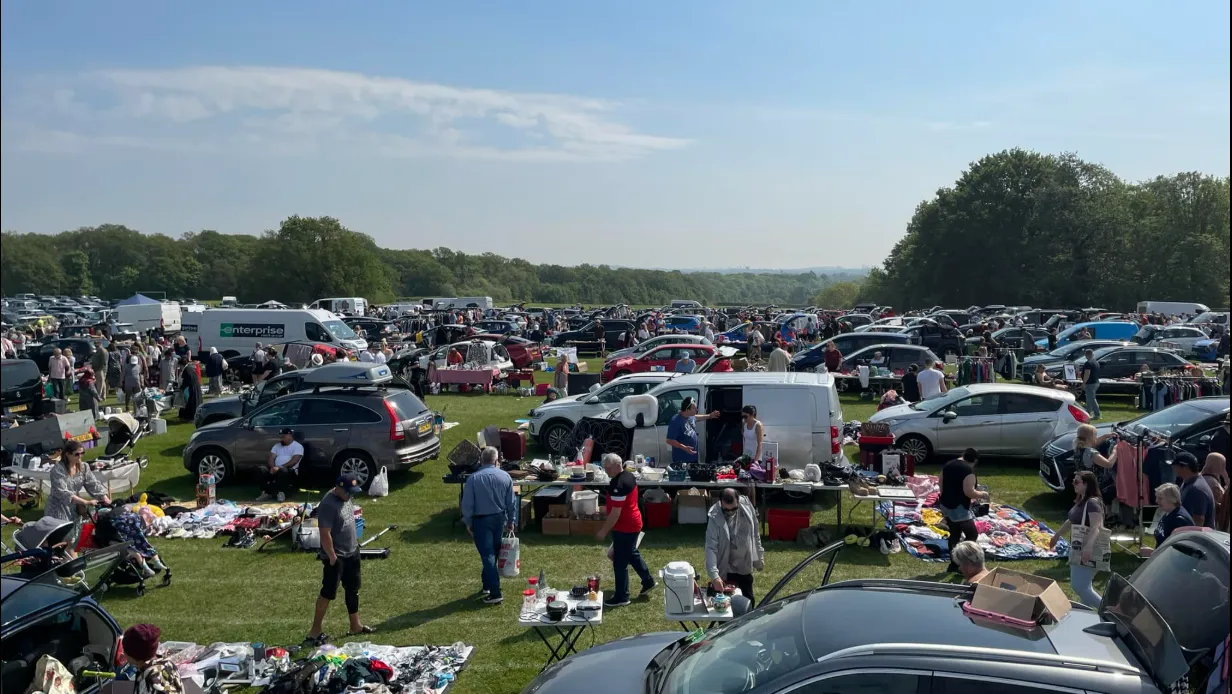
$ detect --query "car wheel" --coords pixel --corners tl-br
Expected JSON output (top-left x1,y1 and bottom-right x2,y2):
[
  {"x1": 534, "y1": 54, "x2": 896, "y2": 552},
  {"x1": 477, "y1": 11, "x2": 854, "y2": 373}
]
[
  {"x1": 193, "y1": 448, "x2": 232, "y2": 485},
  {"x1": 897, "y1": 434, "x2": 932, "y2": 463},
  {"x1": 614, "y1": 370, "x2": 631, "y2": 379},
  {"x1": 541, "y1": 422, "x2": 574, "y2": 455},
  {"x1": 334, "y1": 451, "x2": 377, "y2": 491}
]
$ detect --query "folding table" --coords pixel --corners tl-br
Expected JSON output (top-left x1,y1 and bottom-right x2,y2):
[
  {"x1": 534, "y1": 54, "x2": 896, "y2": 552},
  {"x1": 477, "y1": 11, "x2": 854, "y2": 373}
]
[{"x1": 517, "y1": 592, "x2": 603, "y2": 672}]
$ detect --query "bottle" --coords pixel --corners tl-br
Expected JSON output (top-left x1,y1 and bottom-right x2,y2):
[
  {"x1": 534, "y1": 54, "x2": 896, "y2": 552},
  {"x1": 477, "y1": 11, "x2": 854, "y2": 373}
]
[{"x1": 537, "y1": 569, "x2": 546, "y2": 600}]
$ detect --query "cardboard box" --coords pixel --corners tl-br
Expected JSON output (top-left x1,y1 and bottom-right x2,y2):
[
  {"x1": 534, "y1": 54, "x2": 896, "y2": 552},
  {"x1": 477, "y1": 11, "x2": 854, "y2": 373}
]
[
  {"x1": 677, "y1": 488, "x2": 710, "y2": 524},
  {"x1": 546, "y1": 504, "x2": 570, "y2": 518},
  {"x1": 575, "y1": 361, "x2": 588, "y2": 372},
  {"x1": 972, "y1": 567, "x2": 1072, "y2": 623},
  {"x1": 570, "y1": 516, "x2": 606, "y2": 536},
  {"x1": 519, "y1": 498, "x2": 532, "y2": 531},
  {"x1": 542, "y1": 517, "x2": 572, "y2": 536}
]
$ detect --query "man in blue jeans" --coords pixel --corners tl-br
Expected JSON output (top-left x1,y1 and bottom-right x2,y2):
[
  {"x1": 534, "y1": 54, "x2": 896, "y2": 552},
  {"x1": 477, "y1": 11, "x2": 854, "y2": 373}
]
[
  {"x1": 596, "y1": 453, "x2": 655, "y2": 607},
  {"x1": 1080, "y1": 349, "x2": 1101, "y2": 420},
  {"x1": 462, "y1": 446, "x2": 517, "y2": 605}
]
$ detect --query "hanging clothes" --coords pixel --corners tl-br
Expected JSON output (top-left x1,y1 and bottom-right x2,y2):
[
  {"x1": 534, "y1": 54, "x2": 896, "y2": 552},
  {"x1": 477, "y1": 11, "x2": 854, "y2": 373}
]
[
  {"x1": 955, "y1": 357, "x2": 995, "y2": 385},
  {"x1": 1113, "y1": 440, "x2": 1151, "y2": 509}
]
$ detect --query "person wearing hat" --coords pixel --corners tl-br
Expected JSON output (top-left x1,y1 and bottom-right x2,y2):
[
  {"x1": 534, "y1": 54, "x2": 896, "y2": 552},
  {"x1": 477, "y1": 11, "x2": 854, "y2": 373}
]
[
  {"x1": 123, "y1": 624, "x2": 185, "y2": 694},
  {"x1": 1172, "y1": 452, "x2": 1216, "y2": 529},
  {"x1": 306, "y1": 475, "x2": 373, "y2": 644},
  {"x1": 256, "y1": 429, "x2": 304, "y2": 502}
]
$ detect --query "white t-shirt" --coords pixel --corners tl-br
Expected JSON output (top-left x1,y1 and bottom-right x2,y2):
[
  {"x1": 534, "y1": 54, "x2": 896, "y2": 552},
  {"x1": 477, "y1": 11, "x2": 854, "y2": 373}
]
[
  {"x1": 374, "y1": 351, "x2": 387, "y2": 364},
  {"x1": 917, "y1": 368, "x2": 945, "y2": 399},
  {"x1": 271, "y1": 441, "x2": 304, "y2": 469},
  {"x1": 359, "y1": 351, "x2": 376, "y2": 363}
]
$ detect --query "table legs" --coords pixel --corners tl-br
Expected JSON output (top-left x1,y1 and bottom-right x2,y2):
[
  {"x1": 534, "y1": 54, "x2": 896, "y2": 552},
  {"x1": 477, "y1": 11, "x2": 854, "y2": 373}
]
[{"x1": 533, "y1": 625, "x2": 586, "y2": 672}]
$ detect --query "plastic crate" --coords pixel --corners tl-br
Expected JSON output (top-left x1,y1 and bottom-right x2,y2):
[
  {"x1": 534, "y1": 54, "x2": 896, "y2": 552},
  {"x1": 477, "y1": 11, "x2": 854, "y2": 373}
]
[{"x1": 767, "y1": 508, "x2": 811, "y2": 542}]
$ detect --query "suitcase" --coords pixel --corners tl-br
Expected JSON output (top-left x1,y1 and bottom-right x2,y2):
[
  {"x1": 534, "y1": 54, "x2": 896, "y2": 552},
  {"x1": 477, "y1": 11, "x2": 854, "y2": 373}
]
[{"x1": 499, "y1": 428, "x2": 527, "y2": 461}]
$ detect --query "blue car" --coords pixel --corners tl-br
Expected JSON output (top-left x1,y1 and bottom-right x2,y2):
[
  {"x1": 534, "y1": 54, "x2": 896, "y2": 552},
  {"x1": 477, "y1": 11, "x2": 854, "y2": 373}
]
[
  {"x1": 1034, "y1": 321, "x2": 1140, "y2": 349},
  {"x1": 664, "y1": 314, "x2": 704, "y2": 333},
  {"x1": 1194, "y1": 338, "x2": 1221, "y2": 361},
  {"x1": 1, "y1": 544, "x2": 128, "y2": 694}
]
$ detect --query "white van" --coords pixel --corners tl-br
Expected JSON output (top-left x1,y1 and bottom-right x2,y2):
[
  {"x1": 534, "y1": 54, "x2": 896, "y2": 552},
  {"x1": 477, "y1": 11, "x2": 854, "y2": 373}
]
[
  {"x1": 1136, "y1": 301, "x2": 1210, "y2": 316},
  {"x1": 670, "y1": 299, "x2": 703, "y2": 310},
  {"x1": 622, "y1": 372, "x2": 845, "y2": 470},
  {"x1": 309, "y1": 297, "x2": 368, "y2": 315},
  {"x1": 181, "y1": 308, "x2": 368, "y2": 357},
  {"x1": 116, "y1": 301, "x2": 182, "y2": 333},
  {"x1": 219, "y1": 296, "x2": 238, "y2": 308}
]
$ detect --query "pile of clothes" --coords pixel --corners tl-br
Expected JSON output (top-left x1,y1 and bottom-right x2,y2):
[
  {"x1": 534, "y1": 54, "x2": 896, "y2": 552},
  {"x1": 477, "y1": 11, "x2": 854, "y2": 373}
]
[
  {"x1": 877, "y1": 475, "x2": 1069, "y2": 562},
  {"x1": 265, "y1": 642, "x2": 473, "y2": 694},
  {"x1": 146, "y1": 501, "x2": 305, "y2": 540}
]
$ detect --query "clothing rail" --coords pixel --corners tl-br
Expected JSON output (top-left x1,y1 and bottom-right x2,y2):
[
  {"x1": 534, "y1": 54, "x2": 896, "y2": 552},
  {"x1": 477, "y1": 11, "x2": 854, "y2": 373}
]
[{"x1": 1108, "y1": 425, "x2": 1172, "y2": 554}]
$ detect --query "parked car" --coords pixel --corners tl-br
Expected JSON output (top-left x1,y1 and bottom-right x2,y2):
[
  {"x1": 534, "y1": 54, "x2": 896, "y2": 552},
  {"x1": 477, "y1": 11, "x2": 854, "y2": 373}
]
[
  {"x1": 605, "y1": 334, "x2": 711, "y2": 364},
  {"x1": 715, "y1": 322, "x2": 778, "y2": 355},
  {"x1": 601, "y1": 344, "x2": 718, "y2": 382},
  {"x1": 1043, "y1": 346, "x2": 1191, "y2": 381},
  {"x1": 183, "y1": 363, "x2": 438, "y2": 489},
  {"x1": 1, "y1": 545, "x2": 127, "y2": 694},
  {"x1": 1, "y1": 358, "x2": 45, "y2": 417},
  {"x1": 194, "y1": 365, "x2": 326, "y2": 427},
  {"x1": 1035, "y1": 320, "x2": 1140, "y2": 349},
  {"x1": 1039, "y1": 396, "x2": 1229, "y2": 492},
  {"x1": 342, "y1": 317, "x2": 396, "y2": 342},
  {"x1": 528, "y1": 373, "x2": 677, "y2": 454},
  {"x1": 1020, "y1": 339, "x2": 1131, "y2": 381},
  {"x1": 838, "y1": 344, "x2": 939, "y2": 373},
  {"x1": 869, "y1": 383, "x2": 1088, "y2": 460},
  {"x1": 964, "y1": 326, "x2": 1050, "y2": 351},
  {"x1": 664, "y1": 315, "x2": 704, "y2": 333},
  {"x1": 523, "y1": 533, "x2": 1220, "y2": 694},
  {"x1": 26, "y1": 338, "x2": 97, "y2": 373},
  {"x1": 791, "y1": 332, "x2": 912, "y2": 371},
  {"x1": 473, "y1": 319, "x2": 522, "y2": 336},
  {"x1": 551, "y1": 319, "x2": 637, "y2": 349},
  {"x1": 471, "y1": 334, "x2": 543, "y2": 369},
  {"x1": 418, "y1": 340, "x2": 514, "y2": 372},
  {"x1": 900, "y1": 322, "x2": 964, "y2": 356},
  {"x1": 1135, "y1": 324, "x2": 1210, "y2": 356},
  {"x1": 852, "y1": 316, "x2": 905, "y2": 332}
]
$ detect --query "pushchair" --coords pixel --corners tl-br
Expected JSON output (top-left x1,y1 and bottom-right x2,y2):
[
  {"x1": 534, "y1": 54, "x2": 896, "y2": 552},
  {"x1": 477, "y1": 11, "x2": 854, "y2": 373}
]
[
  {"x1": 84, "y1": 503, "x2": 171, "y2": 596},
  {"x1": 89, "y1": 414, "x2": 150, "y2": 496},
  {"x1": 2, "y1": 517, "x2": 77, "y2": 579}
]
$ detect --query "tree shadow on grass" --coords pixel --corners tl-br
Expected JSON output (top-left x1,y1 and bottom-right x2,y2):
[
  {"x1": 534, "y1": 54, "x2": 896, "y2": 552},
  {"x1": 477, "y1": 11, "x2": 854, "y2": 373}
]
[{"x1": 375, "y1": 595, "x2": 487, "y2": 631}]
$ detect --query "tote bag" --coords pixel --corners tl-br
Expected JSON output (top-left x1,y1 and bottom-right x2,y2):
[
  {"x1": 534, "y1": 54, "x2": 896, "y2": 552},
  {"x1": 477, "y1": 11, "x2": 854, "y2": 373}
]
[
  {"x1": 1068, "y1": 502, "x2": 1111, "y2": 572},
  {"x1": 498, "y1": 531, "x2": 521, "y2": 577}
]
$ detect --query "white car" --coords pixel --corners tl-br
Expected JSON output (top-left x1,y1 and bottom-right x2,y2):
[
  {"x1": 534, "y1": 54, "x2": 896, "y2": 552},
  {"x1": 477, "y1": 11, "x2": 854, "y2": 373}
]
[
  {"x1": 417, "y1": 340, "x2": 513, "y2": 372},
  {"x1": 1137, "y1": 325, "x2": 1210, "y2": 356},
  {"x1": 853, "y1": 317, "x2": 905, "y2": 332},
  {"x1": 527, "y1": 373, "x2": 677, "y2": 454},
  {"x1": 868, "y1": 383, "x2": 1088, "y2": 461}
]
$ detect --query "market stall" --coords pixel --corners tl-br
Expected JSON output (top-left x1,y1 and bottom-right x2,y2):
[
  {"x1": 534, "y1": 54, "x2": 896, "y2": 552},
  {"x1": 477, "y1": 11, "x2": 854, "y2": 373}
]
[{"x1": 429, "y1": 364, "x2": 502, "y2": 391}]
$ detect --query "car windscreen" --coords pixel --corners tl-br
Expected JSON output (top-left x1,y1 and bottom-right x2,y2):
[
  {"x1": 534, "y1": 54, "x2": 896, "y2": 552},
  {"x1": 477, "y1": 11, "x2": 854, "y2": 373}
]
[
  {"x1": 323, "y1": 320, "x2": 360, "y2": 340},
  {"x1": 386, "y1": 390, "x2": 429, "y2": 419},
  {"x1": 1124, "y1": 401, "x2": 1228, "y2": 437},
  {"x1": 2, "y1": 361, "x2": 42, "y2": 390},
  {"x1": 909, "y1": 386, "x2": 970, "y2": 411}
]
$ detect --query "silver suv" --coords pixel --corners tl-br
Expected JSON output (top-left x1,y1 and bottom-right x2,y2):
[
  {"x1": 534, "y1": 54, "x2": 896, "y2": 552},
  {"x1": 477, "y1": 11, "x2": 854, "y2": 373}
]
[{"x1": 183, "y1": 363, "x2": 437, "y2": 490}]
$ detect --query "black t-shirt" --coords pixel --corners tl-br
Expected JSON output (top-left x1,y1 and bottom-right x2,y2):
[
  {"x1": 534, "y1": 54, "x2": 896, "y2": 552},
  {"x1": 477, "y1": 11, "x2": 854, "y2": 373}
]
[
  {"x1": 1081, "y1": 359, "x2": 1100, "y2": 384},
  {"x1": 1209, "y1": 426, "x2": 1229, "y2": 462},
  {"x1": 266, "y1": 359, "x2": 283, "y2": 378},
  {"x1": 939, "y1": 459, "x2": 975, "y2": 510},
  {"x1": 900, "y1": 372, "x2": 920, "y2": 401}
]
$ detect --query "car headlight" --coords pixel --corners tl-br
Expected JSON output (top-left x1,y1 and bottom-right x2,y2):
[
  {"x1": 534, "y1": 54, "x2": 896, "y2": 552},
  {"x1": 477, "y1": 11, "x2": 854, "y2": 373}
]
[{"x1": 527, "y1": 409, "x2": 537, "y2": 418}]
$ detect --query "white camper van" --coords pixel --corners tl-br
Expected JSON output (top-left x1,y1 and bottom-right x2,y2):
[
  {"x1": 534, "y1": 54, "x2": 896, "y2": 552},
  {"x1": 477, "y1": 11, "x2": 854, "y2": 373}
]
[
  {"x1": 309, "y1": 297, "x2": 368, "y2": 315},
  {"x1": 181, "y1": 308, "x2": 368, "y2": 357}
]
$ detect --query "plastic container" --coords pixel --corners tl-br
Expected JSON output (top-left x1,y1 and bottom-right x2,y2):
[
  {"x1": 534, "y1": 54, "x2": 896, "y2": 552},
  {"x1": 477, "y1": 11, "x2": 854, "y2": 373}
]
[
  {"x1": 571, "y1": 490, "x2": 599, "y2": 517},
  {"x1": 662, "y1": 561, "x2": 696, "y2": 615},
  {"x1": 522, "y1": 589, "x2": 537, "y2": 611},
  {"x1": 767, "y1": 508, "x2": 811, "y2": 542},
  {"x1": 644, "y1": 501, "x2": 671, "y2": 529}
]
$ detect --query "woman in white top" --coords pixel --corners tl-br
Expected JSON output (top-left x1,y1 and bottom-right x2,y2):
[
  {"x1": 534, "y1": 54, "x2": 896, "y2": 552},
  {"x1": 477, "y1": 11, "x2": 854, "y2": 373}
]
[{"x1": 741, "y1": 405, "x2": 764, "y2": 462}]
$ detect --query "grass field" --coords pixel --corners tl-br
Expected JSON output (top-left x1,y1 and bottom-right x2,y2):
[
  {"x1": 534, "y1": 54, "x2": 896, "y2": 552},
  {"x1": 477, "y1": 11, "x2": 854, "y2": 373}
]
[{"x1": 4, "y1": 363, "x2": 1150, "y2": 694}]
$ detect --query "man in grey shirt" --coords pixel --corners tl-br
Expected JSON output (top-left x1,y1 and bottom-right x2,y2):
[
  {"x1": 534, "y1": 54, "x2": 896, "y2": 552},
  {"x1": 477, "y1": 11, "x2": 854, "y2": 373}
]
[
  {"x1": 704, "y1": 488, "x2": 765, "y2": 607},
  {"x1": 305, "y1": 475, "x2": 371, "y2": 644}
]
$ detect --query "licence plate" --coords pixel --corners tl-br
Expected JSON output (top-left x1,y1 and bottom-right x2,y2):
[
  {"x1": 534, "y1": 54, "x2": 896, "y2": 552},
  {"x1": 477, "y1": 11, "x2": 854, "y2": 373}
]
[
  {"x1": 417, "y1": 421, "x2": 432, "y2": 435},
  {"x1": 1039, "y1": 461, "x2": 1052, "y2": 477},
  {"x1": 7, "y1": 404, "x2": 27, "y2": 413},
  {"x1": 71, "y1": 432, "x2": 93, "y2": 442}
]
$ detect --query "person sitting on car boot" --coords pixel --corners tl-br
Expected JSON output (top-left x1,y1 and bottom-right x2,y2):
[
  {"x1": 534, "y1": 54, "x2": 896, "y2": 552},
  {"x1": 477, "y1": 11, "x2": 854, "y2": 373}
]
[{"x1": 257, "y1": 428, "x2": 303, "y2": 502}]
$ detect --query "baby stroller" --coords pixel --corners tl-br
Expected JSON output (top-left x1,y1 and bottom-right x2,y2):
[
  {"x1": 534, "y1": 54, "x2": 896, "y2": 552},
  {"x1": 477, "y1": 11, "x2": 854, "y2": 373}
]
[
  {"x1": 88, "y1": 414, "x2": 150, "y2": 495},
  {"x1": 83, "y1": 503, "x2": 171, "y2": 596},
  {"x1": 3, "y1": 517, "x2": 77, "y2": 579}
]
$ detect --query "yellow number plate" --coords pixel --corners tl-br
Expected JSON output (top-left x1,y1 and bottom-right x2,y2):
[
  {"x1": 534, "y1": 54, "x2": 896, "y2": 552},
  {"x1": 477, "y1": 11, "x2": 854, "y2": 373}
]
[
  {"x1": 417, "y1": 421, "x2": 432, "y2": 435},
  {"x1": 7, "y1": 404, "x2": 27, "y2": 413},
  {"x1": 71, "y1": 432, "x2": 93, "y2": 442}
]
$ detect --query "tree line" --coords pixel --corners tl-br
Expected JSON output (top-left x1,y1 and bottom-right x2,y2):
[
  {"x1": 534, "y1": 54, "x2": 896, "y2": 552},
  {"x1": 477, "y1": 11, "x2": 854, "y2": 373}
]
[{"x1": 0, "y1": 216, "x2": 860, "y2": 306}]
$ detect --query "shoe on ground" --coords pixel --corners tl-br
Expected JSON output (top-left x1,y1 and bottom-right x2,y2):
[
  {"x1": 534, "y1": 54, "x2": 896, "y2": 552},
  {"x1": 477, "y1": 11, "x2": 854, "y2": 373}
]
[
  {"x1": 482, "y1": 595, "x2": 504, "y2": 605},
  {"x1": 603, "y1": 597, "x2": 631, "y2": 608},
  {"x1": 276, "y1": 492, "x2": 286, "y2": 502},
  {"x1": 639, "y1": 580, "x2": 657, "y2": 596}
]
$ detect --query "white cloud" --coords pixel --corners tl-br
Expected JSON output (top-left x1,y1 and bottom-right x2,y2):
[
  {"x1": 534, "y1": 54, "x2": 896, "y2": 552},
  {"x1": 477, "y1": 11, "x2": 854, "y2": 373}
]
[{"x1": 3, "y1": 66, "x2": 691, "y2": 162}]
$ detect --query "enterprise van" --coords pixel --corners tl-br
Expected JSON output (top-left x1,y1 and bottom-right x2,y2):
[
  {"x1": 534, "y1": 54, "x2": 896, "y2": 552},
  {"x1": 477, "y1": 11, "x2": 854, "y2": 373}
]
[
  {"x1": 1034, "y1": 320, "x2": 1140, "y2": 349},
  {"x1": 309, "y1": 297, "x2": 368, "y2": 315},
  {"x1": 577, "y1": 372, "x2": 846, "y2": 470},
  {"x1": 181, "y1": 308, "x2": 368, "y2": 358}
]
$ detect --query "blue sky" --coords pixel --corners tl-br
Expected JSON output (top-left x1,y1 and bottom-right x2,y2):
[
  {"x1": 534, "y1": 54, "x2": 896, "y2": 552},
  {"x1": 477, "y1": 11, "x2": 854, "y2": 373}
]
[{"x1": 2, "y1": 1, "x2": 1228, "y2": 268}]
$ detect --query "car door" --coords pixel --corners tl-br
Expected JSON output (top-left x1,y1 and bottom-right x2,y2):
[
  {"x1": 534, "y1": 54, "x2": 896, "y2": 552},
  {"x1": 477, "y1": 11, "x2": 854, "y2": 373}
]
[
  {"x1": 1151, "y1": 350, "x2": 1189, "y2": 371},
  {"x1": 934, "y1": 392, "x2": 1003, "y2": 454},
  {"x1": 294, "y1": 398, "x2": 381, "y2": 473},
  {"x1": 999, "y1": 392, "x2": 1065, "y2": 455},
  {"x1": 250, "y1": 373, "x2": 303, "y2": 414},
  {"x1": 1099, "y1": 350, "x2": 1137, "y2": 379},
  {"x1": 643, "y1": 346, "x2": 678, "y2": 373},
  {"x1": 582, "y1": 380, "x2": 644, "y2": 418},
  {"x1": 233, "y1": 398, "x2": 305, "y2": 466}
]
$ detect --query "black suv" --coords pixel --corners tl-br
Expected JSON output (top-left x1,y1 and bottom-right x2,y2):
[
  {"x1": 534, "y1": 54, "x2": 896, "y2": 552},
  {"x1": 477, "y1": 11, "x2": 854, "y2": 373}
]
[
  {"x1": 551, "y1": 320, "x2": 637, "y2": 349},
  {"x1": 28, "y1": 338, "x2": 97, "y2": 373},
  {"x1": 1, "y1": 359, "x2": 45, "y2": 417},
  {"x1": 1043, "y1": 345, "x2": 1190, "y2": 380}
]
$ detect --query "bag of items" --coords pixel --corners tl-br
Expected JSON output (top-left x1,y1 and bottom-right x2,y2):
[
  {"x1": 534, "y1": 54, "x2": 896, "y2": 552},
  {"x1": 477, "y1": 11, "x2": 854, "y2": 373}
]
[{"x1": 498, "y1": 531, "x2": 520, "y2": 577}]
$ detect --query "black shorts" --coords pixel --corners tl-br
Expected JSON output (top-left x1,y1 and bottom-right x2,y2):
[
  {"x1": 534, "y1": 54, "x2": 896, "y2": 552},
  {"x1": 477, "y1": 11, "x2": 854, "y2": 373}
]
[{"x1": 319, "y1": 554, "x2": 361, "y2": 600}]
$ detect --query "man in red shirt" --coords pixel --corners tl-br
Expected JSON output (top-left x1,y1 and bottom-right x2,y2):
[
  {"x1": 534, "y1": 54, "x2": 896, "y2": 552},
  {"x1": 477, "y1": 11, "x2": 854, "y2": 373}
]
[{"x1": 596, "y1": 453, "x2": 656, "y2": 607}]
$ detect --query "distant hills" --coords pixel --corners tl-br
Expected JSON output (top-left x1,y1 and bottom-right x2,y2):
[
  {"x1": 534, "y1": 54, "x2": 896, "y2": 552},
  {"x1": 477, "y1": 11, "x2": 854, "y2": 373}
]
[{"x1": 619, "y1": 265, "x2": 871, "y2": 276}]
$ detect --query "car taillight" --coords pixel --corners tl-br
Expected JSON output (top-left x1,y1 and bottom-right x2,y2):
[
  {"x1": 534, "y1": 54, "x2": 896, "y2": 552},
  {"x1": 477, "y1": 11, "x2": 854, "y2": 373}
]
[
  {"x1": 1068, "y1": 404, "x2": 1090, "y2": 424},
  {"x1": 830, "y1": 425, "x2": 841, "y2": 454},
  {"x1": 384, "y1": 401, "x2": 405, "y2": 441}
]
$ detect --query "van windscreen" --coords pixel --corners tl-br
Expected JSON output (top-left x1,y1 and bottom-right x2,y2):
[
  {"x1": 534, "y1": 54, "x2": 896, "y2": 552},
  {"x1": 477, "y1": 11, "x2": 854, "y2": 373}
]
[{"x1": 2, "y1": 361, "x2": 42, "y2": 390}]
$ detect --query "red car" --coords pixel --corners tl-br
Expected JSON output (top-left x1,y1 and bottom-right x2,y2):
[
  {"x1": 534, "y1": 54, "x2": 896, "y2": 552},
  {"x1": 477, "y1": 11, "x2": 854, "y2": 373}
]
[
  {"x1": 472, "y1": 334, "x2": 543, "y2": 369},
  {"x1": 601, "y1": 343, "x2": 730, "y2": 382}
]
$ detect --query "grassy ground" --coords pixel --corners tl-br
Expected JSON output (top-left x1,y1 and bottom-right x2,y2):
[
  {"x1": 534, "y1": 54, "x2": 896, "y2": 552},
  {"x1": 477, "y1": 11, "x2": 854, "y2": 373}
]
[{"x1": 4, "y1": 364, "x2": 1148, "y2": 694}]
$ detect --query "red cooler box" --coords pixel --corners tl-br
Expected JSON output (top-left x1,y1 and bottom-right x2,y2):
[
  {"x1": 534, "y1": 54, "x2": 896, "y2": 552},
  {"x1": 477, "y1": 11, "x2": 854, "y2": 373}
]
[
  {"x1": 767, "y1": 508, "x2": 811, "y2": 541},
  {"x1": 858, "y1": 435, "x2": 895, "y2": 470}
]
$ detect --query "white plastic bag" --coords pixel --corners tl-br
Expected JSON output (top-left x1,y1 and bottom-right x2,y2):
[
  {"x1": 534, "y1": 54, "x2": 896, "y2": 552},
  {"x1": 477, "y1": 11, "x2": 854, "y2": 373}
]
[
  {"x1": 368, "y1": 466, "x2": 389, "y2": 497},
  {"x1": 498, "y1": 531, "x2": 520, "y2": 577}
]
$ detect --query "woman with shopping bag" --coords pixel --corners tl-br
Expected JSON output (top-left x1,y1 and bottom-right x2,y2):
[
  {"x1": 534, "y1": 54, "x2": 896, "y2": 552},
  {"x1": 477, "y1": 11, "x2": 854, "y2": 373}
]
[{"x1": 1049, "y1": 470, "x2": 1109, "y2": 607}]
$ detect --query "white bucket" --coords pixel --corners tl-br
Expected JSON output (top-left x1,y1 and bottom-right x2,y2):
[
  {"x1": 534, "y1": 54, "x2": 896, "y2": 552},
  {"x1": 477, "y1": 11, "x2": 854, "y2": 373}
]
[
  {"x1": 150, "y1": 418, "x2": 168, "y2": 435},
  {"x1": 662, "y1": 561, "x2": 696, "y2": 614},
  {"x1": 571, "y1": 490, "x2": 599, "y2": 517}
]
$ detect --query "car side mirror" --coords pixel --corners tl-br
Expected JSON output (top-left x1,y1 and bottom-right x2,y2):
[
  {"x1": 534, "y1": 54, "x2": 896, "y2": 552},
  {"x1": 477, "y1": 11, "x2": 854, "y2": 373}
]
[
  {"x1": 243, "y1": 420, "x2": 254, "y2": 430},
  {"x1": 942, "y1": 411, "x2": 958, "y2": 422},
  {"x1": 1199, "y1": 435, "x2": 1212, "y2": 446}
]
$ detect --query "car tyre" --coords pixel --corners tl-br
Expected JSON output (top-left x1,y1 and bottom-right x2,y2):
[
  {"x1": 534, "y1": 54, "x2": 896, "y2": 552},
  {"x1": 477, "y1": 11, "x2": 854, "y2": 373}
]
[
  {"x1": 614, "y1": 370, "x2": 632, "y2": 379},
  {"x1": 193, "y1": 448, "x2": 233, "y2": 485},
  {"x1": 897, "y1": 434, "x2": 932, "y2": 464},
  {"x1": 334, "y1": 450, "x2": 377, "y2": 491},
  {"x1": 541, "y1": 421, "x2": 574, "y2": 455}
]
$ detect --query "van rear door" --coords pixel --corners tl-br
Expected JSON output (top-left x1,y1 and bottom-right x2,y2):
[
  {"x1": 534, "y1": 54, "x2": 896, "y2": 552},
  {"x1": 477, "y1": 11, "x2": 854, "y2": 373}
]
[{"x1": 744, "y1": 385, "x2": 813, "y2": 468}]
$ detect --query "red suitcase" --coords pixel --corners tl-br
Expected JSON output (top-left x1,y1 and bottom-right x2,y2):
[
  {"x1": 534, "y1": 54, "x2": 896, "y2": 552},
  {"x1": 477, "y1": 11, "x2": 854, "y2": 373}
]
[{"x1": 500, "y1": 428, "x2": 527, "y2": 461}]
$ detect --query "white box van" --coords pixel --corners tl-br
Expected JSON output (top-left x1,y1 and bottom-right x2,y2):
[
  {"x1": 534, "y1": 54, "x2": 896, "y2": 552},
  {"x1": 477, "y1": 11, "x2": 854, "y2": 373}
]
[
  {"x1": 116, "y1": 301, "x2": 182, "y2": 333},
  {"x1": 309, "y1": 297, "x2": 368, "y2": 315},
  {"x1": 181, "y1": 308, "x2": 368, "y2": 357},
  {"x1": 670, "y1": 299, "x2": 703, "y2": 310},
  {"x1": 623, "y1": 372, "x2": 845, "y2": 470},
  {"x1": 1136, "y1": 301, "x2": 1210, "y2": 316}
]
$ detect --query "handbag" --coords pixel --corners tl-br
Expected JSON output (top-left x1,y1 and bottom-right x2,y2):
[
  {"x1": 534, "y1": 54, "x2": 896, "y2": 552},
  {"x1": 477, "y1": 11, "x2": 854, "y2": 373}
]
[
  {"x1": 1068, "y1": 502, "x2": 1111, "y2": 572},
  {"x1": 368, "y1": 466, "x2": 389, "y2": 497},
  {"x1": 498, "y1": 531, "x2": 520, "y2": 577}
]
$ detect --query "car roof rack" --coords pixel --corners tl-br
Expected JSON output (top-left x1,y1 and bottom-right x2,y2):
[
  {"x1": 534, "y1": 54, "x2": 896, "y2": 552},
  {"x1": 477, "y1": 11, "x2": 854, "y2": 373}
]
[
  {"x1": 302, "y1": 363, "x2": 394, "y2": 389},
  {"x1": 815, "y1": 642, "x2": 1143, "y2": 677}
]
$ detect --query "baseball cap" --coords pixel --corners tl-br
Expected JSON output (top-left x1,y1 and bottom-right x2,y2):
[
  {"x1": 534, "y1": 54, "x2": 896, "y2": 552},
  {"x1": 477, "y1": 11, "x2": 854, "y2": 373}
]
[
  {"x1": 279, "y1": 428, "x2": 294, "y2": 436},
  {"x1": 337, "y1": 474, "x2": 363, "y2": 495},
  {"x1": 1171, "y1": 452, "x2": 1200, "y2": 472}
]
